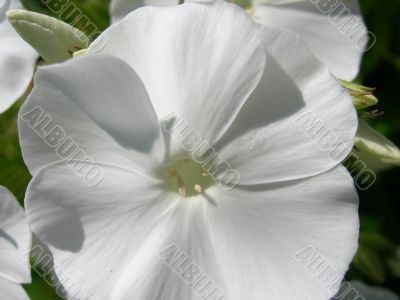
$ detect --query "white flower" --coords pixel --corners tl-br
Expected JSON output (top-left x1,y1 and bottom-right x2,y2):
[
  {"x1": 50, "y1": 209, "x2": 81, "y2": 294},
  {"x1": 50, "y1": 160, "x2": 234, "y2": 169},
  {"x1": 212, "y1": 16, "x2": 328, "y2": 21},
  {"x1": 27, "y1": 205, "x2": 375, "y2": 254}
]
[
  {"x1": 253, "y1": 0, "x2": 368, "y2": 80},
  {"x1": 108, "y1": 0, "x2": 400, "y2": 174},
  {"x1": 109, "y1": 0, "x2": 368, "y2": 80},
  {"x1": 0, "y1": 0, "x2": 38, "y2": 113},
  {"x1": 21, "y1": 1, "x2": 359, "y2": 299},
  {"x1": 0, "y1": 186, "x2": 31, "y2": 300}
]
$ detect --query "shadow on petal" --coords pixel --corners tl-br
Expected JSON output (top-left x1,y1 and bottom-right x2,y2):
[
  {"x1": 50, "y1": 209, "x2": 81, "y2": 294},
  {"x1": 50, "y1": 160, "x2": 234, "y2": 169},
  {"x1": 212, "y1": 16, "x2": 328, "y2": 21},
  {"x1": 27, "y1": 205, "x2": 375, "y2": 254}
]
[
  {"x1": 39, "y1": 206, "x2": 84, "y2": 253},
  {"x1": 215, "y1": 53, "x2": 305, "y2": 149},
  {"x1": 0, "y1": 229, "x2": 18, "y2": 248}
]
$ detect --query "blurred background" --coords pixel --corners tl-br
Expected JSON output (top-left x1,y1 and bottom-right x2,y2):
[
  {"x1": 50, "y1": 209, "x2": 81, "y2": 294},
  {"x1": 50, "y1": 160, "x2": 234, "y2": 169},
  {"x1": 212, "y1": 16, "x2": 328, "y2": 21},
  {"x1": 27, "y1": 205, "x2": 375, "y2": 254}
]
[{"x1": 0, "y1": 0, "x2": 398, "y2": 298}]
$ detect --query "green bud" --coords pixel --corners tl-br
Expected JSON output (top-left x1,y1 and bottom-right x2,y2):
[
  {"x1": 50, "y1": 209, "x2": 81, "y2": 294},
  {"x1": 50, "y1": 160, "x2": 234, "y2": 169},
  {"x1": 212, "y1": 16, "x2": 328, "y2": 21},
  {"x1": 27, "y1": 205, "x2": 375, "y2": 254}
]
[
  {"x1": 354, "y1": 120, "x2": 400, "y2": 172},
  {"x1": 7, "y1": 9, "x2": 89, "y2": 63},
  {"x1": 340, "y1": 80, "x2": 378, "y2": 110}
]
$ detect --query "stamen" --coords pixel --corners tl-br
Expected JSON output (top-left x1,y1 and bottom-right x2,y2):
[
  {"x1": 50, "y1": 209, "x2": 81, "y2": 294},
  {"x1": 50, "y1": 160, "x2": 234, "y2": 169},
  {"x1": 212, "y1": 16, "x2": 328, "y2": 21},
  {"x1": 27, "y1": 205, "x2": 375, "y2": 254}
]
[
  {"x1": 162, "y1": 158, "x2": 214, "y2": 198},
  {"x1": 177, "y1": 175, "x2": 187, "y2": 197},
  {"x1": 194, "y1": 184, "x2": 203, "y2": 193}
]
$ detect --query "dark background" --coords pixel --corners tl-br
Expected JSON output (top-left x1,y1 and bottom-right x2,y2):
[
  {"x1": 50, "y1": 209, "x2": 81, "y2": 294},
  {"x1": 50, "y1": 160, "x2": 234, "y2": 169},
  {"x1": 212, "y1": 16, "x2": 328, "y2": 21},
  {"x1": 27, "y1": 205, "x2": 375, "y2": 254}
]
[{"x1": 349, "y1": 0, "x2": 400, "y2": 295}]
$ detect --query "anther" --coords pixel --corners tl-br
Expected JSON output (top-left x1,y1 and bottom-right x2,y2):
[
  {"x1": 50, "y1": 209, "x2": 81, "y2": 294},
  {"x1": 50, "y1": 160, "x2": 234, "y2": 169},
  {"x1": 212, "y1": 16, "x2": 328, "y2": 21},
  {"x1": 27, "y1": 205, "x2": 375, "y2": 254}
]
[
  {"x1": 177, "y1": 175, "x2": 187, "y2": 197},
  {"x1": 194, "y1": 184, "x2": 203, "y2": 193}
]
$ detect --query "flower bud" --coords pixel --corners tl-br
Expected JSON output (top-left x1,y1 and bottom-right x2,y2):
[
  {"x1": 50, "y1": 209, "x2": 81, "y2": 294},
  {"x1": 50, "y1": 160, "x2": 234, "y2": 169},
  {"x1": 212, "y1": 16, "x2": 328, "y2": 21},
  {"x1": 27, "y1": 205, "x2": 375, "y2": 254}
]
[
  {"x1": 354, "y1": 120, "x2": 400, "y2": 172},
  {"x1": 340, "y1": 80, "x2": 378, "y2": 110},
  {"x1": 7, "y1": 9, "x2": 89, "y2": 63}
]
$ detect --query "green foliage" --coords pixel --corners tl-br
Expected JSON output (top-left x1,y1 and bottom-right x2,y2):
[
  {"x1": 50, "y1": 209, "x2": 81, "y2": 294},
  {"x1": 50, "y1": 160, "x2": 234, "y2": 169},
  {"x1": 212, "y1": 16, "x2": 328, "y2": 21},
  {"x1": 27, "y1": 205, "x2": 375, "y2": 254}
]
[
  {"x1": 353, "y1": 232, "x2": 397, "y2": 283},
  {"x1": 0, "y1": 99, "x2": 31, "y2": 201},
  {"x1": 349, "y1": 0, "x2": 400, "y2": 295},
  {"x1": 24, "y1": 272, "x2": 63, "y2": 300}
]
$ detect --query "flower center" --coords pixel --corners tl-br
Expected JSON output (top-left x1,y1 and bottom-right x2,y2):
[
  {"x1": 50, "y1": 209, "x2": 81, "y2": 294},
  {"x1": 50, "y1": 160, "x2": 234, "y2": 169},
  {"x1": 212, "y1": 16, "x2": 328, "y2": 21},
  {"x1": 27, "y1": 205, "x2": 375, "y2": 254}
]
[{"x1": 162, "y1": 158, "x2": 214, "y2": 198}]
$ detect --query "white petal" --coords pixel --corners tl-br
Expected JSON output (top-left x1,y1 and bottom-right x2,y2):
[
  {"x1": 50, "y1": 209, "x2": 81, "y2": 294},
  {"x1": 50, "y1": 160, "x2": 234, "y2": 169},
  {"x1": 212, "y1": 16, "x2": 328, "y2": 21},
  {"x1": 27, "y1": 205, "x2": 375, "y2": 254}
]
[
  {"x1": 253, "y1": 0, "x2": 368, "y2": 80},
  {"x1": 354, "y1": 120, "x2": 400, "y2": 172},
  {"x1": 203, "y1": 166, "x2": 359, "y2": 300},
  {"x1": 0, "y1": 186, "x2": 31, "y2": 284},
  {"x1": 217, "y1": 27, "x2": 358, "y2": 184},
  {"x1": 348, "y1": 281, "x2": 399, "y2": 300},
  {"x1": 26, "y1": 163, "x2": 358, "y2": 299},
  {"x1": 18, "y1": 54, "x2": 165, "y2": 176},
  {"x1": 0, "y1": 0, "x2": 38, "y2": 113},
  {"x1": 110, "y1": 197, "x2": 225, "y2": 300},
  {"x1": 91, "y1": 0, "x2": 266, "y2": 145},
  {"x1": 26, "y1": 160, "x2": 227, "y2": 300},
  {"x1": 0, "y1": 276, "x2": 29, "y2": 300},
  {"x1": 110, "y1": 0, "x2": 179, "y2": 24},
  {"x1": 25, "y1": 161, "x2": 185, "y2": 299}
]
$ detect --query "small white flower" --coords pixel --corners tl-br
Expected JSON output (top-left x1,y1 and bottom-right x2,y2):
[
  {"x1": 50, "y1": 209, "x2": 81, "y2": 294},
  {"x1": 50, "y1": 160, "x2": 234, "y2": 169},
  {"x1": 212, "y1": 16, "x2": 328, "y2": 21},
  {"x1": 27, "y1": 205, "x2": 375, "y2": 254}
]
[
  {"x1": 0, "y1": 186, "x2": 31, "y2": 300},
  {"x1": 21, "y1": 1, "x2": 359, "y2": 299},
  {"x1": 0, "y1": 0, "x2": 38, "y2": 113}
]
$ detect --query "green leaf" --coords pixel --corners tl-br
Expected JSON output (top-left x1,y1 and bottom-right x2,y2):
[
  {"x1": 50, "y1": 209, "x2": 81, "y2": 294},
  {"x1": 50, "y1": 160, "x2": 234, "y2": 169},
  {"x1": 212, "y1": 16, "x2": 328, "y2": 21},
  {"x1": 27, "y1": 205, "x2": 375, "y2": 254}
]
[
  {"x1": 387, "y1": 257, "x2": 400, "y2": 279},
  {"x1": 353, "y1": 246, "x2": 386, "y2": 283},
  {"x1": 359, "y1": 232, "x2": 395, "y2": 252}
]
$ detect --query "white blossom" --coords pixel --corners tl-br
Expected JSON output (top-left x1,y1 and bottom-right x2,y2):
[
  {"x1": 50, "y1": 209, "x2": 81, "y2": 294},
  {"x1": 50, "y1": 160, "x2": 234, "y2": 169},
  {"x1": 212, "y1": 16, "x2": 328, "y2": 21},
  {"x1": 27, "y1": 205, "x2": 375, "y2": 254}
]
[{"x1": 21, "y1": 1, "x2": 359, "y2": 299}]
